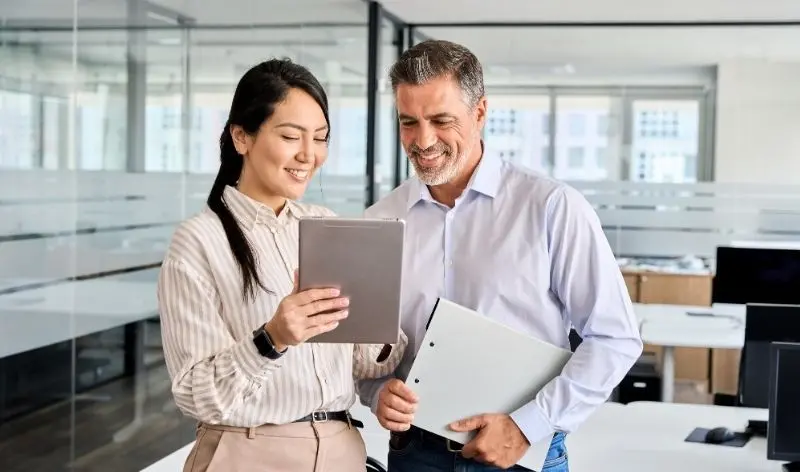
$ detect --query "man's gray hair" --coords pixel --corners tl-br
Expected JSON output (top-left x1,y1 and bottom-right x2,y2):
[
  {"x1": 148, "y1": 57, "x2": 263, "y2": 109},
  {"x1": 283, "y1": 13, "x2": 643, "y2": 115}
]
[{"x1": 388, "y1": 39, "x2": 485, "y2": 108}]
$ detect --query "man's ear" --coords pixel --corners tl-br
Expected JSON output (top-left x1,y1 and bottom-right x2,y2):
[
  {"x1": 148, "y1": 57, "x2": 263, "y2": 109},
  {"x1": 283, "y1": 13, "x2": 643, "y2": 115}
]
[
  {"x1": 230, "y1": 125, "x2": 250, "y2": 156},
  {"x1": 475, "y1": 96, "x2": 488, "y2": 130}
]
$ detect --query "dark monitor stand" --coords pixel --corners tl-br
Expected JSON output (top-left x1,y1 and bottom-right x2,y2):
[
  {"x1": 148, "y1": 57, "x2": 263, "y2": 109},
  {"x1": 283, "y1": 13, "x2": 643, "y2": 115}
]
[{"x1": 746, "y1": 419, "x2": 768, "y2": 437}]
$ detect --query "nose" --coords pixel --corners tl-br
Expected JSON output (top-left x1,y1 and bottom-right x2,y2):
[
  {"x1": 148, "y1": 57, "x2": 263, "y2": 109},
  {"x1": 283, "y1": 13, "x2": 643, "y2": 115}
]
[
  {"x1": 298, "y1": 136, "x2": 314, "y2": 164},
  {"x1": 414, "y1": 123, "x2": 438, "y2": 151}
]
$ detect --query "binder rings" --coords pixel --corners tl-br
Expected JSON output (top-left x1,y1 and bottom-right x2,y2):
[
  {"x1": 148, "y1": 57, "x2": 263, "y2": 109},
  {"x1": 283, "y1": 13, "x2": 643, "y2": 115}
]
[{"x1": 406, "y1": 298, "x2": 573, "y2": 470}]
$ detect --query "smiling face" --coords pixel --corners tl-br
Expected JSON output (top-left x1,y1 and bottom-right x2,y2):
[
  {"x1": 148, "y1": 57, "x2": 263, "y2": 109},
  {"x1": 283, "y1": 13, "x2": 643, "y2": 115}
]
[
  {"x1": 231, "y1": 87, "x2": 329, "y2": 210},
  {"x1": 396, "y1": 75, "x2": 486, "y2": 187}
]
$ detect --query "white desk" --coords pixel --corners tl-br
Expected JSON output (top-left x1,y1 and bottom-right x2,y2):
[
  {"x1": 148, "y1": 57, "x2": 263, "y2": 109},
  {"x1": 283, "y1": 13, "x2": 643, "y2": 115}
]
[
  {"x1": 568, "y1": 401, "x2": 775, "y2": 472},
  {"x1": 635, "y1": 303, "x2": 745, "y2": 402},
  {"x1": 142, "y1": 401, "x2": 780, "y2": 472},
  {"x1": 0, "y1": 275, "x2": 158, "y2": 358}
]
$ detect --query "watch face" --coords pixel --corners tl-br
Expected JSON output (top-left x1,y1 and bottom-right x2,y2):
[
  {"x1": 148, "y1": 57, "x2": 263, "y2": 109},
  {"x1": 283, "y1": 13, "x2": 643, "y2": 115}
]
[{"x1": 253, "y1": 327, "x2": 282, "y2": 359}]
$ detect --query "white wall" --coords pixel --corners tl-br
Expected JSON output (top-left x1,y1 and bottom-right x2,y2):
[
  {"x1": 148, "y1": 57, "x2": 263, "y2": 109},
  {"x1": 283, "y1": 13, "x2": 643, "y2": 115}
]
[{"x1": 715, "y1": 59, "x2": 800, "y2": 184}]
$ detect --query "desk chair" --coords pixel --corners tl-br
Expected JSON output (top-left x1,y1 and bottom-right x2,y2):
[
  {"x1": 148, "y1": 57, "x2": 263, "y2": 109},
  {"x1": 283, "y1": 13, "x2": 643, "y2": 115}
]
[
  {"x1": 712, "y1": 345, "x2": 750, "y2": 407},
  {"x1": 366, "y1": 456, "x2": 387, "y2": 472}
]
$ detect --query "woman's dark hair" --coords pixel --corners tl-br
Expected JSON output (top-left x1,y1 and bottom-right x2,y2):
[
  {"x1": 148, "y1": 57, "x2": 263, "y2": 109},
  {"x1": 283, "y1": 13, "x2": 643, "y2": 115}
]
[{"x1": 207, "y1": 58, "x2": 330, "y2": 301}]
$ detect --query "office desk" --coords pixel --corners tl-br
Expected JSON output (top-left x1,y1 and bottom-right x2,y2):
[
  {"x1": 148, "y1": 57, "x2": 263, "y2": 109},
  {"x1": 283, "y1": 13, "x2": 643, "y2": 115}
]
[
  {"x1": 142, "y1": 401, "x2": 778, "y2": 472},
  {"x1": 0, "y1": 277, "x2": 158, "y2": 359},
  {"x1": 636, "y1": 303, "x2": 745, "y2": 402},
  {"x1": 569, "y1": 401, "x2": 774, "y2": 472}
]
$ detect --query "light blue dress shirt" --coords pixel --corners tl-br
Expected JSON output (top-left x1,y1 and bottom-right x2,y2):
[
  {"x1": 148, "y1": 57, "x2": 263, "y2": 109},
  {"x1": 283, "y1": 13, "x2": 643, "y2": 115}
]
[{"x1": 358, "y1": 151, "x2": 643, "y2": 446}]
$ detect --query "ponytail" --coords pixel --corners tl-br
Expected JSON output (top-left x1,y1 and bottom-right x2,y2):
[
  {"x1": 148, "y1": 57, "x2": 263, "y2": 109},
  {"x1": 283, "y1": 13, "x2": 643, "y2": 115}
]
[{"x1": 207, "y1": 125, "x2": 266, "y2": 301}]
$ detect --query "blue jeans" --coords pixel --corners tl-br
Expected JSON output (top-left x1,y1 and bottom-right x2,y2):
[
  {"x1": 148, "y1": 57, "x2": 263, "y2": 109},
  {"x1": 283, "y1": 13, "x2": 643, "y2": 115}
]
[{"x1": 387, "y1": 431, "x2": 568, "y2": 472}]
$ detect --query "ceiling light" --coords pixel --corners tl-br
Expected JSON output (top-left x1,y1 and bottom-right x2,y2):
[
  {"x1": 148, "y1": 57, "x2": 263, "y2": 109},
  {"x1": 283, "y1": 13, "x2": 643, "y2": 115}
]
[{"x1": 147, "y1": 11, "x2": 179, "y2": 25}]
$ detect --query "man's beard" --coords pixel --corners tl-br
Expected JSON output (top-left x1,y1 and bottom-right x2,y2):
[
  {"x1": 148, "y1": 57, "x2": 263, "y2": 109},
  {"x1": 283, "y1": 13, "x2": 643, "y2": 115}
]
[{"x1": 408, "y1": 142, "x2": 468, "y2": 186}]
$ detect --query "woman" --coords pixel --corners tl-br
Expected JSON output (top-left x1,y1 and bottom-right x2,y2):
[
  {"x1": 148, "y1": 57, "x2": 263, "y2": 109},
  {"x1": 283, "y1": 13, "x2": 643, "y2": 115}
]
[{"x1": 157, "y1": 59, "x2": 407, "y2": 472}]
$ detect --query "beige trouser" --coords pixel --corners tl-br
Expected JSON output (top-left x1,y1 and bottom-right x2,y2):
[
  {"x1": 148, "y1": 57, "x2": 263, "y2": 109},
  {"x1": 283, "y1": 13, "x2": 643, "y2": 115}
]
[{"x1": 183, "y1": 420, "x2": 367, "y2": 472}]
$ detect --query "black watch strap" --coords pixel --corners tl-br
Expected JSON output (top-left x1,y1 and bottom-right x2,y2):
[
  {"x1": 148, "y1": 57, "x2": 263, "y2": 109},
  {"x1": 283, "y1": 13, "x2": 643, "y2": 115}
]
[{"x1": 252, "y1": 326, "x2": 285, "y2": 360}]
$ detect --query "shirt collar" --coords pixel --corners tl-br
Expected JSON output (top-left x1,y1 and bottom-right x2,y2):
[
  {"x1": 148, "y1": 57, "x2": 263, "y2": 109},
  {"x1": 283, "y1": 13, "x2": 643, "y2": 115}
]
[
  {"x1": 406, "y1": 142, "x2": 502, "y2": 211},
  {"x1": 222, "y1": 185, "x2": 308, "y2": 230}
]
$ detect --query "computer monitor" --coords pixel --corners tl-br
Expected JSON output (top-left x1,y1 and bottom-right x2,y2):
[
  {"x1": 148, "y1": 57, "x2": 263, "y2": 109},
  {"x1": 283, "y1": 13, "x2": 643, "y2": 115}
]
[
  {"x1": 713, "y1": 246, "x2": 800, "y2": 306},
  {"x1": 768, "y1": 342, "x2": 800, "y2": 470},
  {"x1": 740, "y1": 304, "x2": 800, "y2": 408}
]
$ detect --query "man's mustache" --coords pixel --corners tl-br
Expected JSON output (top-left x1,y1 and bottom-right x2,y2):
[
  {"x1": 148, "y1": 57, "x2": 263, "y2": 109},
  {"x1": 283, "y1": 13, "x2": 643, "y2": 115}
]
[{"x1": 409, "y1": 143, "x2": 451, "y2": 158}]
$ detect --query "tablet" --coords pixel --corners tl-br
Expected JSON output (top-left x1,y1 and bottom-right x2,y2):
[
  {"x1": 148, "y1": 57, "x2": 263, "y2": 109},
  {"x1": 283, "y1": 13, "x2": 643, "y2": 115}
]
[{"x1": 298, "y1": 216, "x2": 405, "y2": 344}]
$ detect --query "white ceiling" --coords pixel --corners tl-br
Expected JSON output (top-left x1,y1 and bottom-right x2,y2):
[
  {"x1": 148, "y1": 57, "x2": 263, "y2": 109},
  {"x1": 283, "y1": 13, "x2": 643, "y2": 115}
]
[
  {"x1": 6, "y1": 0, "x2": 800, "y2": 24},
  {"x1": 150, "y1": 0, "x2": 368, "y2": 24},
  {"x1": 0, "y1": 0, "x2": 369, "y2": 24},
  {"x1": 381, "y1": 0, "x2": 800, "y2": 23},
  {"x1": 2, "y1": 0, "x2": 800, "y2": 88},
  {"x1": 418, "y1": 25, "x2": 800, "y2": 71}
]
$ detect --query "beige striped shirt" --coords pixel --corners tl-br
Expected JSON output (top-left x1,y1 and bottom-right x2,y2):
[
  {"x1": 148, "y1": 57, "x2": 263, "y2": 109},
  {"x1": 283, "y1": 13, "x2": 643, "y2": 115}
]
[{"x1": 157, "y1": 185, "x2": 407, "y2": 427}]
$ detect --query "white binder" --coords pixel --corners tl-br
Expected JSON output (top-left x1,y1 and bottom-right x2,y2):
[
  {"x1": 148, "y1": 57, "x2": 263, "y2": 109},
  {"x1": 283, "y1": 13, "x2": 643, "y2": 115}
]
[{"x1": 406, "y1": 298, "x2": 573, "y2": 470}]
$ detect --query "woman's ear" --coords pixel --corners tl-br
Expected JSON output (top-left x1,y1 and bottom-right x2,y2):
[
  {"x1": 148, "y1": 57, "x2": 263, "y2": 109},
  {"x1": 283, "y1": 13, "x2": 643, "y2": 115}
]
[{"x1": 230, "y1": 125, "x2": 250, "y2": 156}]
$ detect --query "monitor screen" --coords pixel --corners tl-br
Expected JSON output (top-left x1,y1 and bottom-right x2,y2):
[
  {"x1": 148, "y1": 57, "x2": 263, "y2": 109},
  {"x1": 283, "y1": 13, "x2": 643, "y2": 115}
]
[
  {"x1": 768, "y1": 342, "x2": 800, "y2": 461},
  {"x1": 713, "y1": 246, "x2": 800, "y2": 306}
]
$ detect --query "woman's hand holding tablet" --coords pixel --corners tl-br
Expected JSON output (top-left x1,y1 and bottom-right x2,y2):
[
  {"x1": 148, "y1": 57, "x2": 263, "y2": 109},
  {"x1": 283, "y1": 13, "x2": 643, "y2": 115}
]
[{"x1": 265, "y1": 271, "x2": 351, "y2": 351}]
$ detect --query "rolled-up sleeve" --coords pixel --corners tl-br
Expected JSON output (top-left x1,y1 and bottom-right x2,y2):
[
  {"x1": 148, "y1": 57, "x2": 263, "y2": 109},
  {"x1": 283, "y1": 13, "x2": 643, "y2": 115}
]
[
  {"x1": 158, "y1": 258, "x2": 284, "y2": 424},
  {"x1": 352, "y1": 331, "x2": 408, "y2": 380},
  {"x1": 510, "y1": 185, "x2": 643, "y2": 445}
]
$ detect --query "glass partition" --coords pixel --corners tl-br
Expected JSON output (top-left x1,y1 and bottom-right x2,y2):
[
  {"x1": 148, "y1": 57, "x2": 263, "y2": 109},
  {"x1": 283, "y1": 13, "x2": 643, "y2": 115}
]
[{"x1": 0, "y1": 1, "x2": 388, "y2": 470}]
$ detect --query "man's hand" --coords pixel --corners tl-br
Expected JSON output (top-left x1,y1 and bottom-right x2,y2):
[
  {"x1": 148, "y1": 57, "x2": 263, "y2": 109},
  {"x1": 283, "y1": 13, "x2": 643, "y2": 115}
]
[
  {"x1": 449, "y1": 413, "x2": 530, "y2": 469},
  {"x1": 376, "y1": 379, "x2": 418, "y2": 432}
]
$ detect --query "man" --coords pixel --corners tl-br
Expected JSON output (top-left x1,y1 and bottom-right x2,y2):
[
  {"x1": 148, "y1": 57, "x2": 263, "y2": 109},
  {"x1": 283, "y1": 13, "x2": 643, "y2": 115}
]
[{"x1": 359, "y1": 39, "x2": 643, "y2": 472}]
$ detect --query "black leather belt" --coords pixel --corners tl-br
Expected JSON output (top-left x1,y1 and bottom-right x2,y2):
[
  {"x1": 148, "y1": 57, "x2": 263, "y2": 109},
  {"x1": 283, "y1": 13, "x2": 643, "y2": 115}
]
[{"x1": 293, "y1": 410, "x2": 364, "y2": 428}]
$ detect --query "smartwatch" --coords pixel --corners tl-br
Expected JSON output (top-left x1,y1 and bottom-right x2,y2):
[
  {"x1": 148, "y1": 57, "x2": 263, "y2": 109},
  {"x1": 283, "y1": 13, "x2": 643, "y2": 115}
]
[{"x1": 252, "y1": 325, "x2": 286, "y2": 360}]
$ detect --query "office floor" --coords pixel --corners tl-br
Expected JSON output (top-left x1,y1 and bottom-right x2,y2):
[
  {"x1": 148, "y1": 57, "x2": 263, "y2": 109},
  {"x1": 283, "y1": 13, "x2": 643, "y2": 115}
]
[{"x1": 0, "y1": 361, "x2": 196, "y2": 472}]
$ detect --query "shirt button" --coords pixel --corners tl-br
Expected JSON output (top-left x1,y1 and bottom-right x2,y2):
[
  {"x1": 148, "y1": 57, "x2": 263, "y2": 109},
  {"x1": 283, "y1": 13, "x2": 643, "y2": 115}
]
[{"x1": 448, "y1": 259, "x2": 454, "y2": 267}]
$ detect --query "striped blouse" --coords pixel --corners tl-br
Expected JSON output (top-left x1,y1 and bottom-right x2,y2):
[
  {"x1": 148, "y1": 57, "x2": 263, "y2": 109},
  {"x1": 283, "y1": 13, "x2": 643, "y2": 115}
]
[{"x1": 157, "y1": 185, "x2": 407, "y2": 427}]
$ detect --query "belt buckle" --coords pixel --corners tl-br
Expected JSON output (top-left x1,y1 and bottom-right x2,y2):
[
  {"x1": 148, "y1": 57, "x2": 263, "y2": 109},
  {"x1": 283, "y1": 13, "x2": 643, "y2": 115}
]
[
  {"x1": 446, "y1": 439, "x2": 462, "y2": 453},
  {"x1": 311, "y1": 410, "x2": 329, "y2": 423}
]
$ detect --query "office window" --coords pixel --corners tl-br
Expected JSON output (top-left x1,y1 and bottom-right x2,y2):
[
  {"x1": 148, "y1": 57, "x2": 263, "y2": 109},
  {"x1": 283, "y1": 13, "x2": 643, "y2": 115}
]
[
  {"x1": 481, "y1": 89, "x2": 707, "y2": 182},
  {"x1": 596, "y1": 147, "x2": 607, "y2": 168},
  {"x1": 568, "y1": 114, "x2": 585, "y2": 137},
  {"x1": 0, "y1": 90, "x2": 36, "y2": 169},
  {"x1": 631, "y1": 99, "x2": 701, "y2": 183},
  {"x1": 486, "y1": 108, "x2": 518, "y2": 135},
  {"x1": 161, "y1": 143, "x2": 169, "y2": 170},
  {"x1": 567, "y1": 147, "x2": 584, "y2": 168},
  {"x1": 597, "y1": 114, "x2": 609, "y2": 135},
  {"x1": 162, "y1": 109, "x2": 179, "y2": 129},
  {"x1": 541, "y1": 146, "x2": 550, "y2": 169}
]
